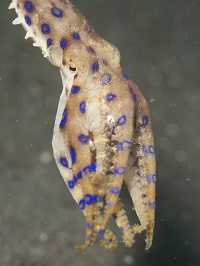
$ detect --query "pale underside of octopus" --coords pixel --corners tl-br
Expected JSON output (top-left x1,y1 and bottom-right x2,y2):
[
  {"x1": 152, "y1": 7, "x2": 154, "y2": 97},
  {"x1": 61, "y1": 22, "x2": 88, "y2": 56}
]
[{"x1": 10, "y1": 0, "x2": 156, "y2": 251}]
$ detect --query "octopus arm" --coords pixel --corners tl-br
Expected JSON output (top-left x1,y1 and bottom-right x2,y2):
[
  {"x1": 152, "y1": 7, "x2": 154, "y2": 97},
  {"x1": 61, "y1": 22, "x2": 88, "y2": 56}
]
[{"x1": 123, "y1": 82, "x2": 156, "y2": 250}]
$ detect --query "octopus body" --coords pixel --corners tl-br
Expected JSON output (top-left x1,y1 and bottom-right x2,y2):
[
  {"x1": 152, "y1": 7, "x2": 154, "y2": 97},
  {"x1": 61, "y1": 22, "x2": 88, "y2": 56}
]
[{"x1": 10, "y1": 0, "x2": 156, "y2": 251}]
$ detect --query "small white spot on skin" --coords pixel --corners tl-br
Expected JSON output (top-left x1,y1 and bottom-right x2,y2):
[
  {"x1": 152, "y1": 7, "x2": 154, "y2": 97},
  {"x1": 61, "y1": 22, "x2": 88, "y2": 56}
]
[
  {"x1": 89, "y1": 140, "x2": 95, "y2": 151},
  {"x1": 106, "y1": 115, "x2": 115, "y2": 133},
  {"x1": 106, "y1": 115, "x2": 115, "y2": 124}
]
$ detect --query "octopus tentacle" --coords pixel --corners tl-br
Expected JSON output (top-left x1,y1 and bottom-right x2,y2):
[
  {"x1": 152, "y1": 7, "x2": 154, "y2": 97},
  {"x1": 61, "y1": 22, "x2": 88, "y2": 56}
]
[
  {"x1": 123, "y1": 80, "x2": 156, "y2": 250},
  {"x1": 100, "y1": 228, "x2": 118, "y2": 250},
  {"x1": 10, "y1": 0, "x2": 156, "y2": 251},
  {"x1": 112, "y1": 198, "x2": 135, "y2": 247}
]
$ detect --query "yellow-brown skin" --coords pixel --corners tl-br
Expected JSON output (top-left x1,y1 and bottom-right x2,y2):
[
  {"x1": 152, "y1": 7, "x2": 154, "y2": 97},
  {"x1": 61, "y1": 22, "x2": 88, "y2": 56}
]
[{"x1": 10, "y1": 0, "x2": 156, "y2": 251}]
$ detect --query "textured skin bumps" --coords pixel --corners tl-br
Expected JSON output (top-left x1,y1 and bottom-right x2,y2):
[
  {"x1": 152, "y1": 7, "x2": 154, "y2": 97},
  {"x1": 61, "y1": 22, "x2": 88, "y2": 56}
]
[{"x1": 10, "y1": 0, "x2": 156, "y2": 251}]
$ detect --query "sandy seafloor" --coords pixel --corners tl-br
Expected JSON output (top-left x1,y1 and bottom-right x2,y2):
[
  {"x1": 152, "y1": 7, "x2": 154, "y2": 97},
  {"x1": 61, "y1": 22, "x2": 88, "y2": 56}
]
[{"x1": 1, "y1": 0, "x2": 200, "y2": 265}]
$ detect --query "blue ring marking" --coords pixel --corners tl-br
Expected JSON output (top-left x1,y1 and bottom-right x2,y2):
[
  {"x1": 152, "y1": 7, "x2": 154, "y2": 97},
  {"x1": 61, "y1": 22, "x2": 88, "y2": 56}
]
[
  {"x1": 73, "y1": 175, "x2": 78, "y2": 183},
  {"x1": 110, "y1": 188, "x2": 120, "y2": 194},
  {"x1": 78, "y1": 134, "x2": 88, "y2": 144},
  {"x1": 116, "y1": 115, "x2": 126, "y2": 125},
  {"x1": 52, "y1": 7, "x2": 63, "y2": 18},
  {"x1": 148, "y1": 201, "x2": 156, "y2": 210},
  {"x1": 25, "y1": 1, "x2": 34, "y2": 12},
  {"x1": 146, "y1": 175, "x2": 151, "y2": 182},
  {"x1": 108, "y1": 239, "x2": 112, "y2": 243},
  {"x1": 123, "y1": 140, "x2": 131, "y2": 149},
  {"x1": 77, "y1": 171, "x2": 82, "y2": 179},
  {"x1": 74, "y1": 74, "x2": 77, "y2": 79},
  {"x1": 79, "y1": 101, "x2": 86, "y2": 113},
  {"x1": 59, "y1": 109, "x2": 67, "y2": 127},
  {"x1": 71, "y1": 86, "x2": 79, "y2": 93},
  {"x1": 83, "y1": 165, "x2": 91, "y2": 174},
  {"x1": 73, "y1": 32, "x2": 80, "y2": 40},
  {"x1": 141, "y1": 116, "x2": 149, "y2": 127},
  {"x1": 129, "y1": 87, "x2": 137, "y2": 100},
  {"x1": 106, "y1": 93, "x2": 116, "y2": 102},
  {"x1": 123, "y1": 73, "x2": 129, "y2": 79},
  {"x1": 92, "y1": 62, "x2": 99, "y2": 71},
  {"x1": 152, "y1": 174, "x2": 156, "y2": 184},
  {"x1": 114, "y1": 166, "x2": 125, "y2": 175},
  {"x1": 82, "y1": 163, "x2": 96, "y2": 174},
  {"x1": 108, "y1": 202, "x2": 114, "y2": 207},
  {"x1": 60, "y1": 39, "x2": 67, "y2": 49},
  {"x1": 142, "y1": 145, "x2": 147, "y2": 153},
  {"x1": 70, "y1": 147, "x2": 76, "y2": 164},
  {"x1": 146, "y1": 174, "x2": 156, "y2": 183},
  {"x1": 115, "y1": 143, "x2": 124, "y2": 150},
  {"x1": 101, "y1": 73, "x2": 111, "y2": 85},
  {"x1": 91, "y1": 162, "x2": 96, "y2": 171},
  {"x1": 149, "y1": 145, "x2": 155, "y2": 154},
  {"x1": 85, "y1": 235, "x2": 90, "y2": 240},
  {"x1": 25, "y1": 16, "x2": 31, "y2": 25},
  {"x1": 71, "y1": 85, "x2": 79, "y2": 94},
  {"x1": 86, "y1": 222, "x2": 90, "y2": 228},
  {"x1": 47, "y1": 38, "x2": 53, "y2": 48},
  {"x1": 99, "y1": 229, "x2": 104, "y2": 236},
  {"x1": 87, "y1": 47, "x2": 94, "y2": 53},
  {"x1": 115, "y1": 140, "x2": 131, "y2": 150},
  {"x1": 41, "y1": 23, "x2": 50, "y2": 34},
  {"x1": 120, "y1": 227, "x2": 124, "y2": 232},
  {"x1": 93, "y1": 195, "x2": 98, "y2": 203},
  {"x1": 102, "y1": 60, "x2": 107, "y2": 65},
  {"x1": 85, "y1": 194, "x2": 93, "y2": 205},
  {"x1": 79, "y1": 199, "x2": 85, "y2": 210},
  {"x1": 59, "y1": 157, "x2": 68, "y2": 168},
  {"x1": 68, "y1": 180, "x2": 75, "y2": 189},
  {"x1": 86, "y1": 222, "x2": 92, "y2": 229},
  {"x1": 86, "y1": 28, "x2": 91, "y2": 33}
]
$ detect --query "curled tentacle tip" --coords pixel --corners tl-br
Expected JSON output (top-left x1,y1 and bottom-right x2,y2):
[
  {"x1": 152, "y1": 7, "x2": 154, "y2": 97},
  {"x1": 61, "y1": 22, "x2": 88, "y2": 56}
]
[
  {"x1": 75, "y1": 244, "x2": 89, "y2": 252},
  {"x1": 145, "y1": 238, "x2": 153, "y2": 251}
]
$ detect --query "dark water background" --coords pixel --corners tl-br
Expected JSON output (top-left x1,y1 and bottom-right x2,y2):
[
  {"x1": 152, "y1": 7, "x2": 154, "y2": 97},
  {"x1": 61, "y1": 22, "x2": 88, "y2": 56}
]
[{"x1": 1, "y1": 0, "x2": 200, "y2": 265}]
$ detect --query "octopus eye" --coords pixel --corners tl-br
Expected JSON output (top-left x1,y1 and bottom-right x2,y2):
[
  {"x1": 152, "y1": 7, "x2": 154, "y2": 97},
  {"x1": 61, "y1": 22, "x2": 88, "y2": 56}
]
[
  {"x1": 69, "y1": 66, "x2": 76, "y2": 72},
  {"x1": 67, "y1": 61, "x2": 77, "y2": 73}
]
